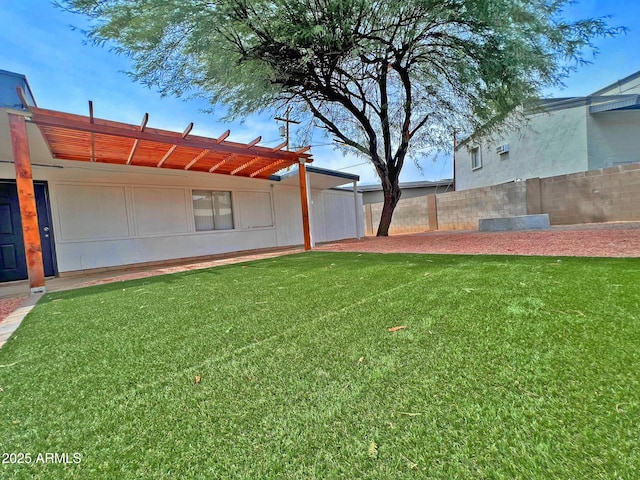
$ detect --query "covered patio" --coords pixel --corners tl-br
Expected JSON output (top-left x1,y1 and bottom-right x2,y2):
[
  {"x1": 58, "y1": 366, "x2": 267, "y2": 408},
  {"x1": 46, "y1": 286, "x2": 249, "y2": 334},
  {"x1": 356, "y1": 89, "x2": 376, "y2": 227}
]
[{"x1": 7, "y1": 87, "x2": 322, "y2": 293}]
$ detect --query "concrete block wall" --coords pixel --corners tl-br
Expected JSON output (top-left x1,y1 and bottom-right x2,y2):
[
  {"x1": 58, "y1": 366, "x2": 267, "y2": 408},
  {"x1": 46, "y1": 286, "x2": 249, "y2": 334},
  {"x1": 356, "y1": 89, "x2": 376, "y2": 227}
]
[
  {"x1": 539, "y1": 163, "x2": 640, "y2": 224},
  {"x1": 435, "y1": 182, "x2": 527, "y2": 230},
  {"x1": 364, "y1": 196, "x2": 432, "y2": 235},
  {"x1": 363, "y1": 162, "x2": 639, "y2": 235}
]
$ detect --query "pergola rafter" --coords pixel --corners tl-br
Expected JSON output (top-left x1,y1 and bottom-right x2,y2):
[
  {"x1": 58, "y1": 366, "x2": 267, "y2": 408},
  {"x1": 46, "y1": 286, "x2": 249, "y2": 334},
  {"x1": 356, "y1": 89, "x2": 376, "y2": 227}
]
[
  {"x1": 126, "y1": 113, "x2": 149, "y2": 165},
  {"x1": 27, "y1": 104, "x2": 311, "y2": 178},
  {"x1": 157, "y1": 122, "x2": 194, "y2": 168}
]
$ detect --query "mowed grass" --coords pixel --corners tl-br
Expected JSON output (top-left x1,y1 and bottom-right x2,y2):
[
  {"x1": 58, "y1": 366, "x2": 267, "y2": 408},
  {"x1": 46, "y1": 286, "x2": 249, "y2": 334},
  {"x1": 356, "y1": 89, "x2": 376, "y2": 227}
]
[{"x1": 1, "y1": 252, "x2": 639, "y2": 479}]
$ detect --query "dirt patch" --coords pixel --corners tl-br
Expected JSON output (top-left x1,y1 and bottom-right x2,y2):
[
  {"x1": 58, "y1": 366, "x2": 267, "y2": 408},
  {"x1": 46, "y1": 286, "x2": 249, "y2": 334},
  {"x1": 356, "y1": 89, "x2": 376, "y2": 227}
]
[
  {"x1": 317, "y1": 223, "x2": 640, "y2": 257},
  {"x1": 0, "y1": 296, "x2": 27, "y2": 324}
]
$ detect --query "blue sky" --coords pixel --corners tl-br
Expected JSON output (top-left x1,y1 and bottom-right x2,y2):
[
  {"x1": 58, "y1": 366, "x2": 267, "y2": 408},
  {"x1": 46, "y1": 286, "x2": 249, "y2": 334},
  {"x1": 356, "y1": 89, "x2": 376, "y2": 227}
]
[{"x1": 1, "y1": 0, "x2": 638, "y2": 185}]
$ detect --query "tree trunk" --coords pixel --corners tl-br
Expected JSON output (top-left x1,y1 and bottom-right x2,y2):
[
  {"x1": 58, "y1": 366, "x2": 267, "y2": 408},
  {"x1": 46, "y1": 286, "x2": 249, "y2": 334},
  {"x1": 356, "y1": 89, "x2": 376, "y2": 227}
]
[{"x1": 376, "y1": 177, "x2": 401, "y2": 236}]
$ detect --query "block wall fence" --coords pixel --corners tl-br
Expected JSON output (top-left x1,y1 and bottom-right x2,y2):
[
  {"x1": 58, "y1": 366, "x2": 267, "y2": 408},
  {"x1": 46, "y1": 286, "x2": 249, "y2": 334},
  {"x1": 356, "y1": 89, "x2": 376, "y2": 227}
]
[{"x1": 363, "y1": 162, "x2": 640, "y2": 235}]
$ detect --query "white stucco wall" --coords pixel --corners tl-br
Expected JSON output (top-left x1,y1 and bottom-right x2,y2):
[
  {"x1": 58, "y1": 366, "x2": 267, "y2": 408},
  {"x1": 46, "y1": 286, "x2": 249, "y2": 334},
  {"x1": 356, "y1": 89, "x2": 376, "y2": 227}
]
[
  {"x1": 455, "y1": 105, "x2": 589, "y2": 190},
  {"x1": 586, "y1": 110, "x2": 640, "y2": 170},
  {"x1": 0, "y1": 111, "x2": 363, "y2": 274}
]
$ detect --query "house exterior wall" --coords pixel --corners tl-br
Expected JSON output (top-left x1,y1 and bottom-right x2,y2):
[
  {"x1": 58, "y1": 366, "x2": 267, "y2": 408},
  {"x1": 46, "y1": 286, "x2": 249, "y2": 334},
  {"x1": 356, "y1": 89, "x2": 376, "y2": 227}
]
[
  {"x1": 455, "y1": 106, "x2": 589, "y2": 191},
  {"x1": 586, "y1": 110, "x2": 640, "y2": 170},
  {"x1": 310, "y1": 188, "x2": 363, "y2": 243},
  {"x1": 0, "y1": 112, "x2": 362, "y2": 274}
]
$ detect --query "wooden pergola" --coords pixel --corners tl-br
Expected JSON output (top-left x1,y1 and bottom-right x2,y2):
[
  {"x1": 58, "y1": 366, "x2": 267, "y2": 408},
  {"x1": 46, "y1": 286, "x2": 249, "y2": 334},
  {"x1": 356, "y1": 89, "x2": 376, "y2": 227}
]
[{"x1": 8, "y1": 94, "x2": 314, "y2": 292}]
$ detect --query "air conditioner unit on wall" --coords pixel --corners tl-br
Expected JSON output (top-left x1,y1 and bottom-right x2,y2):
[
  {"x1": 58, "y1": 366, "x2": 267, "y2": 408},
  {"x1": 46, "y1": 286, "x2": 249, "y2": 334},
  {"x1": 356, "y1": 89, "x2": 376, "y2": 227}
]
[{"x1": 496, "y1": 144, "x2": 509, "y2": 155}]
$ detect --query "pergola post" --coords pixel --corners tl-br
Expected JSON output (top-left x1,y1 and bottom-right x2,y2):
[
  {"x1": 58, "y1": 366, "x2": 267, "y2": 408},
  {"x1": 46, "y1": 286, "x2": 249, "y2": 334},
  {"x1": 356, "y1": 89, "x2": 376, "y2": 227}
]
[
  {"x1": 352, "y1": 181, "x2": 361, "y2": 239},
  {"x1": 298, "y1": 160, "x2": 313, "y2": 250},
  {"x1": 8, "y1": 112, "x2": 46, "y2": 293}
]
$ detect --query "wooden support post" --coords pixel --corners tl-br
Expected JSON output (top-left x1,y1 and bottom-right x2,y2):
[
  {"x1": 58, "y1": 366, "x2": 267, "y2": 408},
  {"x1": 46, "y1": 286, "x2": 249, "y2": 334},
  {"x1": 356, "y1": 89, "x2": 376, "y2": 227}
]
[
  {"x1": 298, "y1": 161, "x2": 312, "y2": 250},
  {"x1": 353, "y1": 181, "x2": 361, "y2": 239},
  {"x1": 306, "y1": 168, "x2": 315, "y2": 249},
  {"x1": 89, "y1": 100, "x2": 95, "y2": 162},
  {"x1": 8, "y1": 112, "x2": 46, "y2": 293}
]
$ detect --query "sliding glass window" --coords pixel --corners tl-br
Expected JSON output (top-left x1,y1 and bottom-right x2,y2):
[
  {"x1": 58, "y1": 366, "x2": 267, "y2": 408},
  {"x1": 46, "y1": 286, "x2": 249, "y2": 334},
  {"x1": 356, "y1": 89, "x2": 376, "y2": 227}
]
[{"x1": 192, "y1": 190, "x2": 234, "y2": 231}]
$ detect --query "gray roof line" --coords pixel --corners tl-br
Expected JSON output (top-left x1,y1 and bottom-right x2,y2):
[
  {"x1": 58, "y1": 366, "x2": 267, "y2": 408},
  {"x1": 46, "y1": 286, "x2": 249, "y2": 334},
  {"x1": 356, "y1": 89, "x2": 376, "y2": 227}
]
[
  {"x1": 306, "y1": 165, "x2": 360, "y2": 181},
  {"x1": 358, "y1": 179, "x2": 453, "y2": 191},
  {"x1": 271, "y1": 165, "x2": 360, "y2": 182},
  {"x1": 589, "y1": 95, "x2": 640, "y2": 113},
  {"x1": 590, "y1": 70, "x2": 640, "y2": 96},
  {"x1": 533, "y1": 94, "x2": 639, "y2": 112}
]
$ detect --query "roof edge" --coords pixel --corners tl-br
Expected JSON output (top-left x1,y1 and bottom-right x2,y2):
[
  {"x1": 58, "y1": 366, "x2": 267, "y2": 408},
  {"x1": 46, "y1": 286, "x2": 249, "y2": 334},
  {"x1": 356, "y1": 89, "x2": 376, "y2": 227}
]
[
  {"x1": 358, "y1": 179, "x2": 453, "y2": 191},
  {"x1": 590, "y1": 70, "x2": 640, "y2": 96},
  {"x1": 273, "y1": 165, "x2": 359, "y2": 182}
]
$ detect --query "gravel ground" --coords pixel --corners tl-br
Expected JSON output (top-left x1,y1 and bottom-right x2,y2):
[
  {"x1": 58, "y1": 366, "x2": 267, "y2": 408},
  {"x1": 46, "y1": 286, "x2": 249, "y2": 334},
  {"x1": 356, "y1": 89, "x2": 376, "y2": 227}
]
[
  {"x1": 317, "y1": 222, "x2": 640, "y2": 257},
  {"x1": 0, "y1": 296, "x2": 27, "y2": 324}
]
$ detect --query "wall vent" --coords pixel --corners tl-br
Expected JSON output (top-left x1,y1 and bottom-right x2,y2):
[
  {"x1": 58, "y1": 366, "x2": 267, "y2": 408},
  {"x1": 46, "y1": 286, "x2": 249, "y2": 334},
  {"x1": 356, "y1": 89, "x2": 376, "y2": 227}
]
[{"x1": 496, "y1": 144, "x2": 509, "y2": 155}]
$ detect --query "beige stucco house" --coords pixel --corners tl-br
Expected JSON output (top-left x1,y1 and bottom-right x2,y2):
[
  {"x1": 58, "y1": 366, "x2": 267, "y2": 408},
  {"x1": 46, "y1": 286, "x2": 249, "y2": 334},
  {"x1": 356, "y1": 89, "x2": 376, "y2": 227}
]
[{"x1": 455, "y1": 70, "x2": 640, "y2": 190}]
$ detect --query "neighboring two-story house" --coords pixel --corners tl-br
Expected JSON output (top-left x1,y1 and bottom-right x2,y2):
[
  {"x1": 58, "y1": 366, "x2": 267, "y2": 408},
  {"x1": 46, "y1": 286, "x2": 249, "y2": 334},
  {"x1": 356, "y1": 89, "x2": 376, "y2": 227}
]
[{"x1": 455, "y1": 70, "x2": 640, "y2": 190}]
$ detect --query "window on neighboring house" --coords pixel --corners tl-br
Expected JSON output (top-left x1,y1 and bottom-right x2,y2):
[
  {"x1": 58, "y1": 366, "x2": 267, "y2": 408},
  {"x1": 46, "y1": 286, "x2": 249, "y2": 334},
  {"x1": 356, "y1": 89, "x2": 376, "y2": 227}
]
[
  {"x1": 192, "y1": 190, "x2": 234, "y2": 231},
  {"x1": 471, "y1": 147, "x2": 481, "y2": 170}
]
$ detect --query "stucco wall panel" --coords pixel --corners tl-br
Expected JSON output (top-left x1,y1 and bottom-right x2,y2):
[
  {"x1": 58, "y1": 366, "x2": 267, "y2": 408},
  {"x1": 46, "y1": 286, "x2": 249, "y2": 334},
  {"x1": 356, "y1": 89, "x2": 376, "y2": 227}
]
[{"x1": 455, "y1": 106, "x2": 589, "y2": 190}]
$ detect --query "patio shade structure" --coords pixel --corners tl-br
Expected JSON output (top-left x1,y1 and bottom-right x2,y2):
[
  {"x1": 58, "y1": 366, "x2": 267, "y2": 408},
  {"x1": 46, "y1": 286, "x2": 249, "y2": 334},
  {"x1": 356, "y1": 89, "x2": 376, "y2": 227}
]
[{"x1": 8, "y1": 90, "x2": 314, "y2": 292}]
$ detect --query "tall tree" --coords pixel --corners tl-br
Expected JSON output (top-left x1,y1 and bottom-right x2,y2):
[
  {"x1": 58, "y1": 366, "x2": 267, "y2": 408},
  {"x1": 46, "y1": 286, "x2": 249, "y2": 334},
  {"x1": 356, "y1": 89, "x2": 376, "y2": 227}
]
[{"x1": 63, "y1": 0, "x2": 620, "y2": 235}]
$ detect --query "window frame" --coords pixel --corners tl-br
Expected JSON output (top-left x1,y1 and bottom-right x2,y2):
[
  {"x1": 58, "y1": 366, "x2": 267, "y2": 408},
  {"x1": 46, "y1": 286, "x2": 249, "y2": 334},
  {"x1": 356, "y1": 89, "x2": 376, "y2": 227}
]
[
  {"x1": 470, "y1": 146, "x2": 482, "y2": 170},
  {"x1": 191, "y1": 189, "x2": 235, "y2": 232}
]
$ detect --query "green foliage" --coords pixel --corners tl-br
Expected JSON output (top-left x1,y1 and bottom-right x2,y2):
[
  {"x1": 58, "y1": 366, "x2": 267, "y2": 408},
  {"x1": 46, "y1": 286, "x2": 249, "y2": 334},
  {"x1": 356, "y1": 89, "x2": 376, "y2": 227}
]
[
  {"x1": 61, "y1": 1, "x2": 620, "y2": 149},
  {"x1": 1, "y1": 253, "x2": 639, "y2": 478},
  {"x1": 60, "y1": 0, "x2": 621, "y2": 233}
]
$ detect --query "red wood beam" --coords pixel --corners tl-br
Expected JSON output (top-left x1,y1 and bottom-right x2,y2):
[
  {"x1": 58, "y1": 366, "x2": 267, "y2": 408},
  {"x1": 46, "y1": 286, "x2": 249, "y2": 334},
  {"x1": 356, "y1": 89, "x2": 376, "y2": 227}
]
[
  {"x1": 8, "y1": 113, "x2": 46, "y2": 292},
  {"x1": 298, "y1": 161, "x2": 312, "y2": 251},
  {"x1": 209, "y1": 154, "x2": 234, "y2": 173},
  {"x1": 249, "y1": 159, "x2": 286, "y2": 178},
  {"x1": 89, "y1": 100, "x2": 95, "y2": 162},
  {"x1": 126, "y1": 113, "x2": 149, "y2": 165},
  {"x1": 157, "y1": 145, "x2": 178, "y2": 168},
  {"x1": 270, "y1": 140, "x2": 288, "y2": 152},
  {"x1": 216, "y1": 130, "x2": 230, "y2": 143},
  {"x1": 246, "y1": 136, "x2": 261, "y2": 147},
  {"x1": 157, "y1": 122, "x2": 194, "y2": 168},
  {"x1": 230, "y1": 156, "x2": 261, "y2": 175},
  {"x1": 209, "y1": 137, "x2": 262, "y2": 173},
  {"x1": 184, "y1": 149, "x2": 209, "y2": 170},
  {"x1": 30, "y1": 108, "x2": 311, "y2": 163}
]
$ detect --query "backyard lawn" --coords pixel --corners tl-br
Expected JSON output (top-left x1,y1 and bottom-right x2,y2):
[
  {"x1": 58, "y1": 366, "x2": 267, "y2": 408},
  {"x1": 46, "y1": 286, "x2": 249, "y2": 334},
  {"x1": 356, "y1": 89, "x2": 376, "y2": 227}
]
[{"x1": 1, "y1": 252, "x2": 639, "y2": 479}]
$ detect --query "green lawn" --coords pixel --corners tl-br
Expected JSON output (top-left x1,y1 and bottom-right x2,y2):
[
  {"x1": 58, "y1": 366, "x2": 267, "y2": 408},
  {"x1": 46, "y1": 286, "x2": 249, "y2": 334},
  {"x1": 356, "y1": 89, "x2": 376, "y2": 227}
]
[{"x1": 1, "y1": 252, "x2": 639, "y2": 479}]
